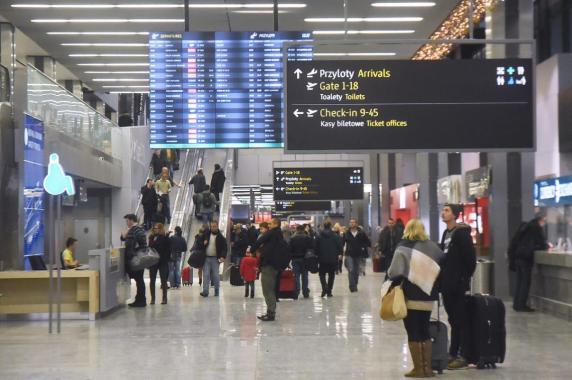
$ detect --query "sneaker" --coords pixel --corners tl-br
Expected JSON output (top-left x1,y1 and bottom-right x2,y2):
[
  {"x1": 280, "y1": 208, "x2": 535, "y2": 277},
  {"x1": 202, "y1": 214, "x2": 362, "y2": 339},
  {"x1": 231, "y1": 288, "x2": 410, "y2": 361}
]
[
  {"x1": 447, "y1": 357, "x2": 468, "y2": 370},
  {"x1": 257, "y1": 314, "x2": 275, "y2": 322}
]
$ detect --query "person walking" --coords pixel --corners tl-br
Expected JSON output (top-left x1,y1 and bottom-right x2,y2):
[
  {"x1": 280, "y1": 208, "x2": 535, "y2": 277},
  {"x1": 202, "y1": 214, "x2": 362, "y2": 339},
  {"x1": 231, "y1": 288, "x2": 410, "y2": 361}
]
[
  {"x1": 189, "y1": 169, "x2": 207, "y2": 217},
  {"x1": 200, "y1": 220, "x2": 227, "y2": 297},
  {"x1": 155, "y1": 168, "x2": 173, "y2": 225},
  {"x1": 140, "y1": 178, "x2": 158, "y2": 230},
  {"x1": 192, "y1": 224, "x2": 208, "y2": 287},
  {"x1": 210, "y1": 163, "x2": 226, "y2": 204},
  {"x1": 388, "y1": 219, "x2": 444, "y2": 378},
  {"x1": 289, "y1": 224, "x2": 313, "y2": 299},
  {"x1": 148, "y1": 223, "x2": 171, "y2": 305},
  {"x1": 512, "y1": 214, "x2": 548, "y2": 312},
  {"x1": 343, "y1": 218, "x2": 371, "y2": 293},
  {"x1": 240, "y1": 250, "x2": 258, "y2": 298},
  {"x1": 378, "y1": 217, "x2": 401, "y2": 272},
  {"x1": 150, "y1": 149, "x2": 167, "y2": 179},
  {"x1": 121, "y1": 214, "x2": 147, "y2": 307},
  {"x1": 231, "y1": 224, "x2": 248, "y2": 266},
  {"x1": 248, "y1": 218, "x2": 284, "y2": 321},
  {"x1": 198, "y1": 185, "x2": 218, "y2": 224},
  {"x1": 169, "y1": 226, "x2": 187, "y2": 290},
  {"x1": 439, "y1": 204, "x2": 476, "y2": 370},
  {"x1": 333, "y1": 223, "x2": 344, "y2": 274},
  {"x1": 316, "y1": 221, "x2": 343, "y2": 298}
]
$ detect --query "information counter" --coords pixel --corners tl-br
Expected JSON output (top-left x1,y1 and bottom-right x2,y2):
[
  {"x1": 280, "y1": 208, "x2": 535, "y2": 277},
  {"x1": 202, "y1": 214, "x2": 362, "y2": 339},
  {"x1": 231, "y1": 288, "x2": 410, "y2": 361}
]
[
  {"x1": 88, "y1": 247, "x2": 128, "y2": 315},
  {"x1": 532, "y1": 251, "x2": 572, "y2": 321},
  {"x1": 0, "y1": 270, "x2": 99, "y2": 320}
]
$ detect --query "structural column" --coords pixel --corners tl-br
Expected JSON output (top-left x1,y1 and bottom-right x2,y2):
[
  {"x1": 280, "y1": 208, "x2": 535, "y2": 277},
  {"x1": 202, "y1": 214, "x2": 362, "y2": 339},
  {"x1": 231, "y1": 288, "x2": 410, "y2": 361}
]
[{"x1": 416, "y1": 153, "x2": 440, "y2": 241}]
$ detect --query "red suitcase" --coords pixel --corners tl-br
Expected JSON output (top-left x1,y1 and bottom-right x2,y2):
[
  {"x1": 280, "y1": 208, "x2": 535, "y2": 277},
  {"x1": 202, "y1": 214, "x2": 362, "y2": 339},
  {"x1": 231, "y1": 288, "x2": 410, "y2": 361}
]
[
  {"x1": 182, "y1": 266, "x2": 192, "y2": 286},
  {"x1": 373, "y1": 256, "x2": 382, "y2": 272},
  {"x1": 277, "y1": 268, "x2": 296, "y2": 299}
]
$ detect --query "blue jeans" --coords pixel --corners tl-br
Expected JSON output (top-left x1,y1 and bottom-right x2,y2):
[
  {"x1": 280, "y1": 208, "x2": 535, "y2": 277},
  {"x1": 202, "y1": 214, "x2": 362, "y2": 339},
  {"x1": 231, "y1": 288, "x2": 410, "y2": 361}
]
[
  {"x1": 202, "y1": 256, "x2": 220, "y2": 295},
  {"x1": 161, "y1": 195, "x2": 171, "y2": 224},
  {"x1": 345, "y1": 256, "x2": 360, "y2": 291},
  {"x1": 202, "y1": 212, "x2": 213, "y2": 225},
  {"x1": 292, "y1": 258, "x2": 309, "y2": 297},
  {"x1": 169, "y1": 258, "x2": 181, "y2": 287}
]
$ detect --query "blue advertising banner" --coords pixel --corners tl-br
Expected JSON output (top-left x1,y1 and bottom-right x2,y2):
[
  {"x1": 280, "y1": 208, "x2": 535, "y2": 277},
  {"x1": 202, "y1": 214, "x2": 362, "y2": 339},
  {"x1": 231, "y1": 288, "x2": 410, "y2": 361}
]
[
  {"x1": 24, "y1": 114, "x2": 45, "y2": 259},
  {"x1": 534, "y1": 175, "x2": 572, "y2": 207}
]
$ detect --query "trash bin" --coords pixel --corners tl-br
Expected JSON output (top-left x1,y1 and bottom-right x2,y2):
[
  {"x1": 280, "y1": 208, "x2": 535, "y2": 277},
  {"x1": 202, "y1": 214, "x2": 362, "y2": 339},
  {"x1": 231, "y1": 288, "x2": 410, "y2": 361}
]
[{"x1": 471, "y1": 259, "x2": 493, "y2": 295}]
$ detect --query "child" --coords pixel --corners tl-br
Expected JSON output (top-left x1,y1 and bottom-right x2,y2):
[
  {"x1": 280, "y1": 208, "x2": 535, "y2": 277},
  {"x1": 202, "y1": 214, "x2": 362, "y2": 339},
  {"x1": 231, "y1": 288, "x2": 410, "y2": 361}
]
[{"x1": 240, "y1": 251, "x2": 258, "y2": 298}]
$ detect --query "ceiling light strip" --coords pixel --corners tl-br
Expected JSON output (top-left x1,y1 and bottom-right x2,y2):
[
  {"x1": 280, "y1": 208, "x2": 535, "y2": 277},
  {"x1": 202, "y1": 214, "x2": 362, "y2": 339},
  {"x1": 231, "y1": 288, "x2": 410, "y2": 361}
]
[
  {"x1": 48, "y1": 32, "x2": 150, "y2": 35},
  {"x1": 371, "y1": 2, "x2": 436, "y2": 7},
  {"x1": 32, "y1": 19, "x2": 184, "y2": 23},
  {"x1": 305, "y1": 17, "x2": 423, "y2": 22},
  {"x1": 313, "y1": 30, "x2": 415, "y2": 35},
  {"x1": 15, "y1": 3, "x2": 306, "y2": 9},
  {"x1": 314, "y1": 52, "x2": 396, "y2": 56},
  {"x1": 62, "y1": 43, "x2": 149, "y2": 47},
  {"x1": 77, "y1": 63, "x2": 150, "y2": 66},
  {"x1": 69, "y1": 54, "x2": 148, "y2": 57},
  {"x1": 92, "y1": 78, "x2": 149, "y2": 82},
  {"x1": 84, "y1": 71, "x2": 150, "y2": 74}
]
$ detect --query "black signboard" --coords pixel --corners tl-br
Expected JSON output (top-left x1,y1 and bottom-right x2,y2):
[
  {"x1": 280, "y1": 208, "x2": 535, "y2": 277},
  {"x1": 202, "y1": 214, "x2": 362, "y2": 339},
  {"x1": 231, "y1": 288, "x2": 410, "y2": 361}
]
[
  {"x1": 465, "y1": 166, "x2": 492, "y2": 201},
  {"x1": 273, "y1": 167, "x2": 363, "y2": 201},
  {"x1": 285, "y1": 59, "x2": 534, "y2": 152},
  {"x1": 275, "y1": 201, "x2": 331, "y2": 212}
]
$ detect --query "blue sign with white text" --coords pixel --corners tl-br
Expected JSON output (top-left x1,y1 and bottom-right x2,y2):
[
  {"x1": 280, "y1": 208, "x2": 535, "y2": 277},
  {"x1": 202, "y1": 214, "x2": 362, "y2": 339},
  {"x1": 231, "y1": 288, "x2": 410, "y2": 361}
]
[{"x1": 534, "y1": 175, "x2": 572, "y2": 207}]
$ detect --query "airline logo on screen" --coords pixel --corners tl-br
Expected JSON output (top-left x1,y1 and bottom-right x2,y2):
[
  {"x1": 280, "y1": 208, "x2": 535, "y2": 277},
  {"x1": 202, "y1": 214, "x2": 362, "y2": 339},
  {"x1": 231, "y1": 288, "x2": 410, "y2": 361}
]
[{"x1": 496, "y1": 66, "x2": 527, "y2": 86}]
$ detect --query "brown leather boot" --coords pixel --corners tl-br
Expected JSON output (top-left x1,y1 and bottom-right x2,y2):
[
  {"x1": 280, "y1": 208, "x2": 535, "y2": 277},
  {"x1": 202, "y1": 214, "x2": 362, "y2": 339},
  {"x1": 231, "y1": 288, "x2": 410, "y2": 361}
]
[
  {"x1": 421, "y1": 340, "x2": 435, "y2": 377},
  {"x1": 161, "y1": 288, "x2": 168, "y2": 305},
  {"x1": 405, "y1": 342, "x2": 425, "y2": 377},
  {"x1": 149, "y1": 284, "x2": 156, "y2": 305}
]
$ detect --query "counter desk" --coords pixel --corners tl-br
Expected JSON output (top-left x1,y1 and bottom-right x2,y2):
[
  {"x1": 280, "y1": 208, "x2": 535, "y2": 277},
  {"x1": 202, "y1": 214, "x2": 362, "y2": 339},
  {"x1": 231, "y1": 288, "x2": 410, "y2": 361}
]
[{"x1": 532, "y1": 251, "x2": 572, "y2": 321}]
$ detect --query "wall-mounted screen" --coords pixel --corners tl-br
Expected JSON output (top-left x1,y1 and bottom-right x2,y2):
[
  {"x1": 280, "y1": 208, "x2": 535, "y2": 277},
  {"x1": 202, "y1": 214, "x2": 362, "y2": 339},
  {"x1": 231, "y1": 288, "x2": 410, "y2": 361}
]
[
  {"x1": 274, "y1": 167, "x2": 363, "y2": 201},
  {"x1": 286, "y1": 59, "x2": 534, "y2": 152},
  {"x1": 275, "y1": 201, "x2": 332, "y2": 212},
  {"x1": 149, "y1": 31, "x2": 312, "y2": 148}
]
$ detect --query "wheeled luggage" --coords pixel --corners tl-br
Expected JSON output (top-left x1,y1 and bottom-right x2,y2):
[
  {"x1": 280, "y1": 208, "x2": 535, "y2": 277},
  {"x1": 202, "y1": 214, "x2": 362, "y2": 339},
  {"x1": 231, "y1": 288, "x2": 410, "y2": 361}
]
[
  {"x1": 429, "y1": 321, "x2": 449, "y2": 374},
  {"x1": 372, "y1": 255, "x2": 382, "y2": 272},
  {"x1": 465, "y1": 294, "x2": 506, "y2": 369},
  {"x1": 277, "y1": 268, "x2": 296, "y2": 299},
  {"x1": 230, "y1": 264, "x2": 244, "y2": 286},
  {"x1": 182, "y1": 266, "x2": 192, "y2": 286}
]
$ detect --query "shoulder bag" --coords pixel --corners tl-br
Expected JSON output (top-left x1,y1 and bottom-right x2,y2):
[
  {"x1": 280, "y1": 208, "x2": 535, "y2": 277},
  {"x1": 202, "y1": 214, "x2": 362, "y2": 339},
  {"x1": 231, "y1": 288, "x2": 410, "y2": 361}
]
[
  {"x1": 380, "y1": 280, "x2": 408, "y2": 321},
  {"x1": 130, "y1": 247, "x2": 160, "y2": 271}
]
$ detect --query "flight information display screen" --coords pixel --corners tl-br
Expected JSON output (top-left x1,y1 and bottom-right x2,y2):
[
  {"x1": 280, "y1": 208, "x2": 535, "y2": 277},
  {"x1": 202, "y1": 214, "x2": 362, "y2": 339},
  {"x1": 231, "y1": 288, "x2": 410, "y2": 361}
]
[
  {"x1": 149, "y1": 31, "x2": 312, "y2": 148},
  {"x1": 274, "y1": 167, "x2": 364, "y2": 201},
  {"x1": 285, "y1": 59, "x2": 534, "y2": 152},
  {"x1": 275, "y1": 201, "x2": 332, "y2": 212}
]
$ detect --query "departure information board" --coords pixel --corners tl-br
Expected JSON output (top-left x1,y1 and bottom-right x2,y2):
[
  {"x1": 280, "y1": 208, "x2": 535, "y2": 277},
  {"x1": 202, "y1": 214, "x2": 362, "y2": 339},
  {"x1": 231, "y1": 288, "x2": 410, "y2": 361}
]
[
  {"x1": 274, "y1": 167, "x2": 363, "y2": 201},
  {"x1": 275, "y1": 201, "x2": 332, "y2": 212},
  {"x1": 149, "y1": 31, "x2": 312, "y2": 148},
  {"x1": 285, "y1": 59, "x2": 534, "y2": 152}
]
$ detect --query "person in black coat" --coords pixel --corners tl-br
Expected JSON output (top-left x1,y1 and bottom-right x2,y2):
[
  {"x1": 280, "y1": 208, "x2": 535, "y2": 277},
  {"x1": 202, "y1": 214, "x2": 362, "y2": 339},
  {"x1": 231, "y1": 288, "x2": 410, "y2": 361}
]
[
  {"x1": 439, "y1": 204, "x2": 477, "y2": 370},
  {"x1": 140, "y1": 178, "x2": 158, "y2": 230},
  {"x1": 200, "y1": 220, "x2": 228, "y2": 297},
  {"x1": 189, "y1": 169, "x2": 207, "y2": 216},
  {"x1": 210, "y1": 163, "x2": 226, "y2": 203},
  {"x1": 230, "y1": 224, "x2": 248, "y2": 266},
  {"x1": 289, "y1": 225, "x2": 314, "y2": 299},
  {"x1": 343, "y1": 218, "x2": 371, "y2": 293},
  {"x1": 512, "y1": 214, "x2": 548, "y2": 312},
  {"x1": 316, "y1": 221, "x2": 343, "y2": 297},
  {"x1": 377, "y1": 218, "x2": 401, "y2": 271},
  {"x1": 247, "y1": 223, "x2": 259, "y2": 247},
  {"x1": 121, "y1": 214, "x2": 147, "y2": 307},
  {"x1": 169, "y1": 226, "x2": 187, "y2": 289},
  {"x1": 148, "y1": 223, "x2": 171, "y2": 305},
  {"x1": 150, "y1": 149, "x2": 167, "y2": 178}
]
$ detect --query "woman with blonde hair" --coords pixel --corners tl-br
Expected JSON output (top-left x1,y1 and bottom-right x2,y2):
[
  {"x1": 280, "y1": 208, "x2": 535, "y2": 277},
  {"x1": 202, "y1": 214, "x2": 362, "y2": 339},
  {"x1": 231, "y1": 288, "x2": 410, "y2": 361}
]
[
  {"x1": 387, "y1": 219, "x2": 444, "y2": 378},
  {"x1": 149, "y1": 223, "x2": 171, "y2": 305}
]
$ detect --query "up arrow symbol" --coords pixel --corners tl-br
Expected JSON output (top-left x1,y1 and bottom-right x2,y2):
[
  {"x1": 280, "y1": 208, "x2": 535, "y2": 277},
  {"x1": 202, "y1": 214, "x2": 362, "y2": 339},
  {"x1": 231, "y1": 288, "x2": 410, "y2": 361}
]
[{"x1": 294, "y1": 68, "x2": 303, "y2": 79}]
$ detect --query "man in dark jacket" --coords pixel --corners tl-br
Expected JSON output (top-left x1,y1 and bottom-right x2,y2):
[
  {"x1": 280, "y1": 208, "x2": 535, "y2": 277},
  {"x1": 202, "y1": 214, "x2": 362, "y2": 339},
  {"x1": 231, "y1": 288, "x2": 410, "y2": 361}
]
[
  {"x1": 230, "y1": 224, "x2": 248, "y2": 266},
  {"x1": 169, "y1": 226, "x2": 187, "y2": 289},
  {"x1": 150, "y1": 149, "x2": 167, "y2": 178},
  {"x1": 200, "y1": 220, "x2": 228, "y2": 297},
  {"x1": 246, "y1": 223, "x2": 259, "y2": 246},
  {"x1": 210, "y1": 163, "x2": 226, "y2": 203},
  {"x1": 189, "y1": 169, "x2": 207, "y2": 217},
  {"x1": 316, "y1": 221, "x2": 343, "y2": 297},
  {"x1": 513, "y1": 215, "x2": 548, "y2": 312},
  {"x1": 249, "y1": 218, "x2": 284, "y2": 321},
  {"x1": 440, "y1": 204, "x2": 476, "y2": 370},
  {"x1": 121, "y1": 214, "x2": 147, "y2": 307},
  {"x1": 140, "y1": 178, "x2": 158, "y2": 230},
  {"x1": 377, "y1": 218, "x2": 400, "y2": 271},
  {"x1": 289, "y1": 225, "x2": 314, "y2": 299},
  {"x1": 343, "y1": 218, "x2": 371, "y2": 293}
]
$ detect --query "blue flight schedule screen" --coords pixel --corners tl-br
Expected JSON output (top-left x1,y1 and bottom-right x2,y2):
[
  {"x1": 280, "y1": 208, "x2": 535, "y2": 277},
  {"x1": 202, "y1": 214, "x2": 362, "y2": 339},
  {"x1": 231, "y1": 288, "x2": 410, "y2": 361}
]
[{"x1": 149, "y1": 31, "x2": 312, "y2": 149}]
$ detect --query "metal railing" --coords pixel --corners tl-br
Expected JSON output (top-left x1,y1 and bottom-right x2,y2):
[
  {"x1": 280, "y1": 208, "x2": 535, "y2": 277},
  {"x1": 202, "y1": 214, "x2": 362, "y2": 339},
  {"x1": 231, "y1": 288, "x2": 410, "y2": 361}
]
[
  {"x1": 134, "y1": 167, "x2": 154, "y2": 218},
  {"x1": 219, "y1": 149, "x2": 234, "y2": 280}
]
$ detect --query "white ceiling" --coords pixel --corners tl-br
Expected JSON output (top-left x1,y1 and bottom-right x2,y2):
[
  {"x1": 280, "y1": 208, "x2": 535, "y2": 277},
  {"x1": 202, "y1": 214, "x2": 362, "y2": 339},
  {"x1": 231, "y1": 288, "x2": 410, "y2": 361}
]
[{"x1": 0, "y1": 0, "x2": 460, "y2": 92}]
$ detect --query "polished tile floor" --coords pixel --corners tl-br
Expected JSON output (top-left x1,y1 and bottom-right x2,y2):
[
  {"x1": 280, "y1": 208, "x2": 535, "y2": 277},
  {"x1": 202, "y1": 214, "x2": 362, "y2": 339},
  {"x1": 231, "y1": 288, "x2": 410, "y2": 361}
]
[{"x1": 1, "y1": 268, "x2": 571, "y2": 380}]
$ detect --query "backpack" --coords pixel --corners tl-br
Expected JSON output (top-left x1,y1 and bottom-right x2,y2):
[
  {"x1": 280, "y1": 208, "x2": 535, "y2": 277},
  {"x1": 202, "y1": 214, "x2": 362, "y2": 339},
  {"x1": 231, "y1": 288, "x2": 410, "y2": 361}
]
[
  {"x1": 507, "y1": 221, "x2": 529, "y2": 271},
  {"x1": 202, "y1": 193, "x2": 213, "y2": 208}
]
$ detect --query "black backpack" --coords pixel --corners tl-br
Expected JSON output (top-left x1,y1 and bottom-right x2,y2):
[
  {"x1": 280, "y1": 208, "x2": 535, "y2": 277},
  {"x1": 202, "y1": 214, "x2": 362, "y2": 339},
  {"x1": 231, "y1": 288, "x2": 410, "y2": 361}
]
[
  {"x1": 507, "y1": 221, "x2": 529, "y2": 271},
  {"x1": 202, "y1": 193, "x2": 213, "y2": 208},
  {"x1": 274, "y1": 238, "x2": 293, "y2": 271}
]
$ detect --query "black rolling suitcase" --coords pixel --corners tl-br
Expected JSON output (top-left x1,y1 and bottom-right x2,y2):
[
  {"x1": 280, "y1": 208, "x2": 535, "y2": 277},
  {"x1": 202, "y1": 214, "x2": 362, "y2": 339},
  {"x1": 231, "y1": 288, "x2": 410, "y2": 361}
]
[
  {"x1": 429, "y1": 300, "x2": 449, "y2": 374},
  {"x1": 230, "y1": 264, "x2": 244, "y2": 286},
  {"x1": 466, "y1": 294, "x2": 506, "y2": 369}
]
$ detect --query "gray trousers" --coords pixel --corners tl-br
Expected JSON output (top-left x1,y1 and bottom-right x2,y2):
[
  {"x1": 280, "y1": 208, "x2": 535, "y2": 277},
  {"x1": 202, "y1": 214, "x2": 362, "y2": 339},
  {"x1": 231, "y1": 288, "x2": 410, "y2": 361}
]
[
  {"x1": 345, "y1": 256, "x2": 360, "y2": 291},
  {"x1": 261, "y1": 265, "x2": 279, "y2": 315},
  {"x1": 202, "y1": 256, "x2": 220, "y2": 295}
]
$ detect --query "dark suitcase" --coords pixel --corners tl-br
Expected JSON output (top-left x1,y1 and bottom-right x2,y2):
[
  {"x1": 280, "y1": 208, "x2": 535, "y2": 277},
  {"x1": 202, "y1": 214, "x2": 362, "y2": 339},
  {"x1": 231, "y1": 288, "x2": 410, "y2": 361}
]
[
  {"x1": 466, "y1": 294, "x2": 506, "y2": 369},
  {"x1": 372, "y1": 256, "x2": 382, "y2": 272},
  {"x1": 277, "y1": 269, "x2": 296, "y2": 299},
  {"x1": 230, "y1": 264, "x2": 244, "y2": 286},
  {"x1": 429, "y1": 321, "x2": 449, "y2": 374}
]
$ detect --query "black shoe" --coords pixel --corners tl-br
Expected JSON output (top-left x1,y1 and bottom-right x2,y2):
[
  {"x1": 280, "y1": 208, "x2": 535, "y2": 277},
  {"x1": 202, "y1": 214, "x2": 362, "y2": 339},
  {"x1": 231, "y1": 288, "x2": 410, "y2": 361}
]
[
  {"x1": 214, "y1": 290, "x2": 219, "y2": 297},
  {"x1": 244, "y1": 293, "x2": 249, "y2": 298},
  {"x1": 327, "y1": 293, "x2": 333, "y2": 298},
  {"x1": 250, "y1": 294, "x2": 254, "y2": 299},
  {"x1": 257, "y1": 314, "x2": 275, "y2": 322},
  {"x1": 200, "y1": 292, "x2": 208, "y2": 297},
  {"x1": 128, "y1": 301, "x2": 146, "y2": 308},
  {"x1": 521, "y1": 306, "x2": 536, "y2": 312},
  {"x1": 303, "y1": 294, "x2": 310, "y2": 299},
  {"x1": 321, "y1": 291, "x2": 327, "y2": 298}
]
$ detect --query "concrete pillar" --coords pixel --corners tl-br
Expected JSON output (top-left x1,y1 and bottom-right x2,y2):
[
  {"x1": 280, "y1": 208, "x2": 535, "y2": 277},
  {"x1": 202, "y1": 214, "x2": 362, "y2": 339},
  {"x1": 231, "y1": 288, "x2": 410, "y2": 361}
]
[
  {"x1": 28, "y1": 56, "x2": 57, "y2": 80},
  {"x1": 63, "y1": 80, "x2": 83, "y2": 99},
  {"x1": 369, "y1": 153, "x2": 381, "y2": 235},
  {"x1": 416, "y1": 153, "x2": 440, "y2": 241},
  {"x1": 379, "y1": 153, "x2": 392, "y2": 226}
]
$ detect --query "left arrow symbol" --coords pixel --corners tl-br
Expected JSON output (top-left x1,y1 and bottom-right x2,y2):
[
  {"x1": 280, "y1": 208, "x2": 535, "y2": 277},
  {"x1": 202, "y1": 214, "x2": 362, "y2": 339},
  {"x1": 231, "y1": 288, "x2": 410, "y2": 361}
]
[
  {"x1": 294, "y1": 68, "x2": 303, "y2": 79},
  {"x1": 293, "y1": 109, "x2": 304, "y2": 118}
]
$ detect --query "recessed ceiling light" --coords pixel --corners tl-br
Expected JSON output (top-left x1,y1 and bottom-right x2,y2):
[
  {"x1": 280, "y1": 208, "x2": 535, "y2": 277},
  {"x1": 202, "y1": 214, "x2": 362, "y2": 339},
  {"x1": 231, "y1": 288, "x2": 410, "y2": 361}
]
[
  {"x1": 313, "y1": 30, "x2": 415, "y2": 35},
  {"x1": 48, "y1": 32, "x2": 150, "y2": 35},
  {"x1": 15, "y1": 3, "x2": 306, "y2": 9},
  {"x1": 371, "y1": 2, "x2": 436, "y2": 7},
  {"x1": 92, "y1": 78, "x2": 149, "y2": 82},
  {"x1": 314, "y1": 52, "x2": 396, "y2": 56},
  {"x1": 233, "y1": 10, "x2": 288, "y2": 14},
  {"x1": 77, "y1": 63, "x2": 150, "y2": 66},
  {"x1": 62, "y1": 43, "x2": 149, "y2": 47},
  {"x1": 189, "y1": 3, "x2": 305, "y2": 8},
  {"x1": 102, "y1": 85, "x2": 149, "y2": 88},
  {"x1": 32, "y1": 19, "x2": 184, "y2": 23},
  {"x1": 305, "y1": 17, "x2": 422, "y2": 22},
  {"x1": 85, "y1": 71, "x2": 150, "y2": 74},
  {"x1": 69, "y1": 53, "x2": 148, "y2": 57}
]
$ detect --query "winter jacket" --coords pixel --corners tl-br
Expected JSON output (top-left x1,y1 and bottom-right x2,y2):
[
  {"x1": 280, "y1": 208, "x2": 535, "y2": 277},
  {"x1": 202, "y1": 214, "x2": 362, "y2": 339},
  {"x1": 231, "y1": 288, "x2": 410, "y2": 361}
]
[
  {"x1": 240, "y1": 256, "x2": 259, "y2": 282},
  {"x1": 189, "y1": 173, "x2": 206, "y2": 194},
  {"x1": 316, "y1": 228, "x2": 343, "y2": 264},
  {"x1": 140, "y1": 185, "x2": 158, "y2": 210},
  {"x1": 197, "y1": 190, "x2": 217, "y2": 214},
  {"x1": 231, "y1": 229, "x2": 249, "y2": 258},
  {"x1": 251, "y1": 226, "x2": 284, "y2": 269},
  {"x1": 289, "y1": 232, "x2": 314, "y2": 259},
  {"x1": 150, "y1": 154, "x2": 167, "y2": 176},
  {"x1": 210, "y1": 169, "x2": 226, "y2": 193},
  {"x1": 169, "y1": 234, "x2": 188, "y2": 260},
  {"x1": 247, "y1": 226, "x2": 259, "y2": 246},
  {"x1": 202, "y1": 230, "x2": 228, "y2": 259},
  {"x1": 343, "y1": 228, "x2": 371, "y2": 258},
  {"x1": 121, "y1": 224, "x2": 147, "y2": 260},
  {"x1": 378, "y1": 226, "x2": 400, "y2": 257},
  {"x1": 439, "y1": 223, "x2": 477, "y2": 294},
  {"x1": 514, "y1": 220, "x2": 548, "y2": 265},
  {"x1": 149, "y1": 234, "x2": 171, "y2": 264}
]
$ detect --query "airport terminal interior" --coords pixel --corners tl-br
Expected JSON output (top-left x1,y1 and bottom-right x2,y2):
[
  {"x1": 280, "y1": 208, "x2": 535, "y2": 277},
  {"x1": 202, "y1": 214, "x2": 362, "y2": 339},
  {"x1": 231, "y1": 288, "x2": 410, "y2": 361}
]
[{"x1": 1, "y1": 0, "x2": 572, "y2": 379}]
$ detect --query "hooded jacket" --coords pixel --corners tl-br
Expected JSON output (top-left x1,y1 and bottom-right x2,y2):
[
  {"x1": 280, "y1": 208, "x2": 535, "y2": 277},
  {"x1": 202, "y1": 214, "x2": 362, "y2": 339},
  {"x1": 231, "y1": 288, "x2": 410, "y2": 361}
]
[
  {"x1": 439, "y1": 223, "x2": 476, "y2": 294},
  {"x1": 289, "y1": 232, "x2": 314, "y2": 259},
  {"x1": 210, "y1": 168, "x2": 226, "y2": 193},
  {"x1": 316, "y1": 228, "x2": 343, "y2": 264}
]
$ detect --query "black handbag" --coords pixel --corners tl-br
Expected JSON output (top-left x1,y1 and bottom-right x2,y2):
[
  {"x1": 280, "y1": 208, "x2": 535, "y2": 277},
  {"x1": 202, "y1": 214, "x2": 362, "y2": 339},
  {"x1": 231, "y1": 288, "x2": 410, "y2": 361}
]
[
  {"x1": 304, "y1": 249, "x2": 319, "y2": 274},
  {"x1": 130, "y1": 247, "x2": 160, "y2": 271},
  {"x1": 187, "y1": 249, "x2": 206, "y2": 268}
]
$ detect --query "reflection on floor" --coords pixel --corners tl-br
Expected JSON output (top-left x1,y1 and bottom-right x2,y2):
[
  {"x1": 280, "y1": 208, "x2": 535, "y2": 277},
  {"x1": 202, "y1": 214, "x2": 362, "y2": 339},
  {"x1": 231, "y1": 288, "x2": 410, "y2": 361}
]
[{"x1": 1, "y1": 266, "x2": 571, "y2": 379}]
